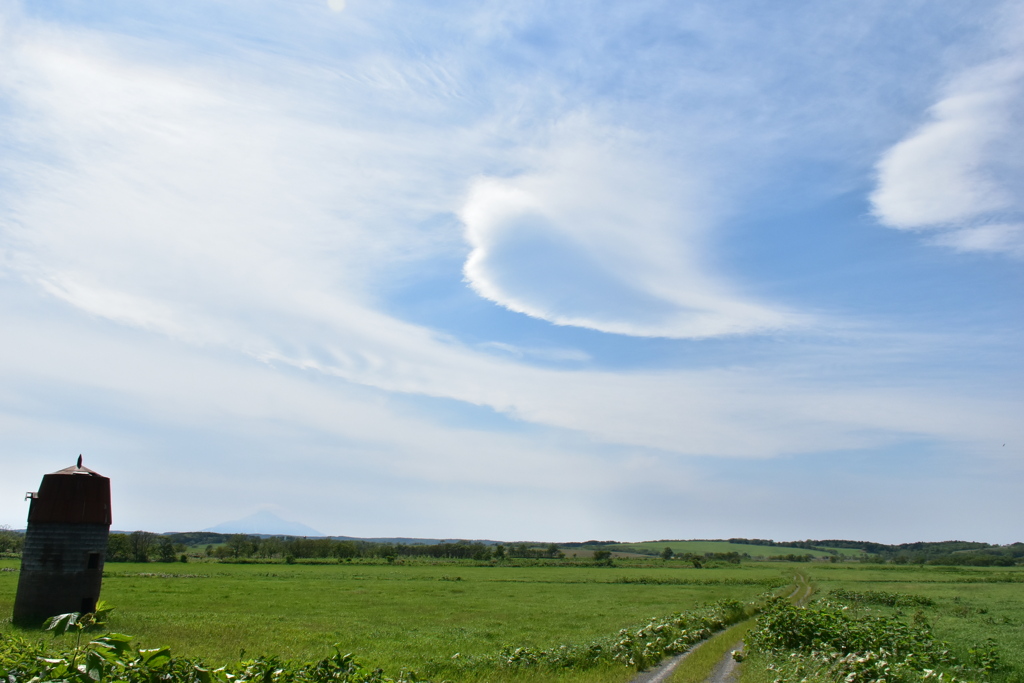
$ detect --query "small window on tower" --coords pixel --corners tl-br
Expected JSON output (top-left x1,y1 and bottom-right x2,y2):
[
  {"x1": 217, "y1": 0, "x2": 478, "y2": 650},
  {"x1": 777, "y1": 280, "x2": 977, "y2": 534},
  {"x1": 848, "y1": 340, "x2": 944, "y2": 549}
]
[{"x1": 87, "y1": 552, "x2": 100, "y2": 569}]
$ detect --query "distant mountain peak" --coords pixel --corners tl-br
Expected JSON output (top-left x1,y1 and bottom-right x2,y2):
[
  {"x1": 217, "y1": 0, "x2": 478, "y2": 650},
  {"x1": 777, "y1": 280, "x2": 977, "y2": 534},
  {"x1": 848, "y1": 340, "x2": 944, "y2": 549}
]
[{"x1": 204, "y1": 510, "x2": 323, "y2": 537}]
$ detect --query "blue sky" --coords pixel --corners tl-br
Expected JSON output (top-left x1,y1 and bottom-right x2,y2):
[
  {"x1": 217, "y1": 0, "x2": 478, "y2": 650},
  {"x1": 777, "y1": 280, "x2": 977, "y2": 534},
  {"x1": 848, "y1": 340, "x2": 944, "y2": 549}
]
[{"x1": 1, "y1": 0, "x2": 1021, "y2": 544}]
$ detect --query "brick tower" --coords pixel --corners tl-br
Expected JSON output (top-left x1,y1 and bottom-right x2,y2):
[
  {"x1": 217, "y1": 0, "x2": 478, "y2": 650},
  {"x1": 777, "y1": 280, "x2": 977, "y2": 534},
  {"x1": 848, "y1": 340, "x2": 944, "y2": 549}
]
[{"x1": 13, "y1": 457, "x2": 112, "y2": 624}]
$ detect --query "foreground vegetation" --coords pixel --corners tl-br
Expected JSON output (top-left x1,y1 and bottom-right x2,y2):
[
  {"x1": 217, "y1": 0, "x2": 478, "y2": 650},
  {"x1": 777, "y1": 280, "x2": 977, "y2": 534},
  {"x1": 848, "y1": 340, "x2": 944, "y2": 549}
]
[{"x1": 740, "y1": 564, "x2": 1024, "y2": 683}]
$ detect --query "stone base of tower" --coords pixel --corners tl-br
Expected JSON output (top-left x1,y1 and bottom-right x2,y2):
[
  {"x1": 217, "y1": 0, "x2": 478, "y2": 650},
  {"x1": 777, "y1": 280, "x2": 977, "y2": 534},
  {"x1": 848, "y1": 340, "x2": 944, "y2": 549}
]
[{"x1": 13, "y1": 522, "x2": 108, "y2": 625}]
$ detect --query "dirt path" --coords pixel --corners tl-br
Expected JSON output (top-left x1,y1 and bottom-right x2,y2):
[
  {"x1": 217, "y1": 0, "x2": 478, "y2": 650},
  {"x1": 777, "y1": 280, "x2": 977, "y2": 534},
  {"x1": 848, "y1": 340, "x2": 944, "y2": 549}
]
[
  {"x1": 696, "y1": 571, "x2": 813, "y2": 683},
  {"x1": 628, "y1": 649, "x2": 696, "y2": 683},
  {"x1": 790, "y1": 571, "x2": 813, "y2": 606},
  {"x1": 702, "y1": 642, "x2": 744, "y2": 683},
  {"x1": 630, "y1": 573, "x2": 812, "y2": 683},
  {"x1": 628, "y1": 631, "x2": 747, "y2": 683}
]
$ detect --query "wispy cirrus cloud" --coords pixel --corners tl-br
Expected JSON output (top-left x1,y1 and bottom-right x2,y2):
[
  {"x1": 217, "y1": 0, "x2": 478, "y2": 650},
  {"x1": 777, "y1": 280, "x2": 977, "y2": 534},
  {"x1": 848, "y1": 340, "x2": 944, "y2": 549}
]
[{"x1": 870, "y1": 11, "x2": 1024, "y2": 257}]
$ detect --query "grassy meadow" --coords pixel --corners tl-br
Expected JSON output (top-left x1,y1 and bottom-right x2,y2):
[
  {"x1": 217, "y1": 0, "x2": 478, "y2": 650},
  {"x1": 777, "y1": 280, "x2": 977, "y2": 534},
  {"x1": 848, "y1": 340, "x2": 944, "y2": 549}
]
[
  {"x1": 0, "y1": 558, "x2": 786, "y2": 681},
  {"x1": 4, "y1": 557, "x2": 1021, "y2": 682}
]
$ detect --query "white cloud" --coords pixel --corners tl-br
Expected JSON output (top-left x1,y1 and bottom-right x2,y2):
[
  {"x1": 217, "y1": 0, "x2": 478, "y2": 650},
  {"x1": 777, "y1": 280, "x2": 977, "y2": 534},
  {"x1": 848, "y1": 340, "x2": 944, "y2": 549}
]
[
  {"x1": 927, "y1": 222, "x2": 1024, "y2": 257},
  {"x1": 477, "y1": 341, "x2": 591, "y2": 363},
  {"x1": 871, "y1": 43, "x2": 1024, "y2": 255},
  {"x1": 459, "y1": 123, "x2": 804, "y2": 338}
]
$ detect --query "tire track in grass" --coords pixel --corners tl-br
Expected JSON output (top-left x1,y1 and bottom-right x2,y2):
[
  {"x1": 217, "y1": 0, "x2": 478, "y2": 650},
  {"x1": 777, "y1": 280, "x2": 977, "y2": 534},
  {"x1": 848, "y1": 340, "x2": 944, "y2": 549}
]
[
  {"x1": 692, "y1": 572, "x2": 813, "y2": 683},
  {"x1": 629, "y1": 620, "x2": 752, "y2": 683},
  {"x1": 633, "y1": 572, "x2": 813, "y2": 683},
  {"x1": 701, "y1": 641, "x2": 744, "y2": 683},
  {"x1": 630, "y1": 576, "x2": 805, "y2": 683},
  {"x1": 628, "y1": 647, "x2": 697, "y2": 683}
]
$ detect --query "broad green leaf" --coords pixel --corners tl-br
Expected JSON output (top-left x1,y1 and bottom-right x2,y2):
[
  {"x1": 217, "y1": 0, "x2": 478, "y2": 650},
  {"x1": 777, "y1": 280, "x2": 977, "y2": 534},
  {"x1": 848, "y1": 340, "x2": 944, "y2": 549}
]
[
  {"x1": 44, "y1": 612, "x2": 80, "y2": 636},
  {"x1": 90, "y1": 644, "x2": 122, "y2": 665},
  {"x1": 140, "y1": 647, "x2": 171, "y2": 668},
  {"x1": 83, "y1": 650, "x2": 105, "y2": 681},
  {"x1": 99, "y1": 631, "x2": 133, "y2": 642},
  {"x1": 92, "y1": 601, "x2": 115, "y2": 625},
  {"x1": 91, "y1": 633, "x2": 134, "y2": 657}
]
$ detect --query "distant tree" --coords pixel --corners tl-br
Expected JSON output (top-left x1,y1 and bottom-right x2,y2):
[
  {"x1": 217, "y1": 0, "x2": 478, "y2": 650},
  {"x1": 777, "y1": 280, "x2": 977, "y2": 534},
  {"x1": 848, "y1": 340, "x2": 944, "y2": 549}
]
[
  {"x1": 0, "y1": 525, "x2": 24, "y2": 554},
  {"x1": 225, "y1": 534, "x2": 256, "y2": 558},
  {"x1": 129, "y1": 531, "x2": 156, "y2": 562},
  {"x1": 333, "y1": 541, "x2": 359, "y2": 559},
  {"x1": 660, "y1": 547, "x2": 674, "y2": 561},
  {"x1": 106, "y1": 534, "x2": 132, "y2": 562},
  {"x1": 157, "y1": 537, "x2": 177, "y2": 562},
  {"x1": 493, "y1": 544, "x2": 506, "y2": 560},
  {"x1": 257, "y1": 536, "x2": 286, "y2": 559},
  {"x1": 592, "y1": 550, "x2": 612, "y2": 564}
]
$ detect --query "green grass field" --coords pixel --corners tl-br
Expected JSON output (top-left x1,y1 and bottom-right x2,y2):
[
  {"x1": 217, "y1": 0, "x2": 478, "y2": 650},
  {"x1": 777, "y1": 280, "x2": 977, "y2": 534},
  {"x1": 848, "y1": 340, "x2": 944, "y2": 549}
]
[
  {"x1": 6, "y1": 558, "x2": 1018, "y2": 683},
  {"x1": 611, "y1": 540, "x2": 865, "y2": 559},
  {"x1": 0, "y1": 558, "x2": 785, "y2": 681}
]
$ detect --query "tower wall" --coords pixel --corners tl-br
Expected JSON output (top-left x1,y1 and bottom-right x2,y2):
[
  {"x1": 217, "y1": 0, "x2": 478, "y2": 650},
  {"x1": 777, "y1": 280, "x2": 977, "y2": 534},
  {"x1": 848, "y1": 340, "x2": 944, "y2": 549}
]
[
  {"x1": 13, "y1": 523, "x2": 108, "y2": 622},
  {"x1": 13, "y1": 461, "x2": 111, "y2": 625}
]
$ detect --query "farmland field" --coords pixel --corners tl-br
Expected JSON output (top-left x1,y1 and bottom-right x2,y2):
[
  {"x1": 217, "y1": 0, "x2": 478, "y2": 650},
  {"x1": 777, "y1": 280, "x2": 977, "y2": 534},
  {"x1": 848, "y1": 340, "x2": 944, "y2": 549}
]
[{"x1": 0, "y1": 558, "x2": 786, "y2": 681}]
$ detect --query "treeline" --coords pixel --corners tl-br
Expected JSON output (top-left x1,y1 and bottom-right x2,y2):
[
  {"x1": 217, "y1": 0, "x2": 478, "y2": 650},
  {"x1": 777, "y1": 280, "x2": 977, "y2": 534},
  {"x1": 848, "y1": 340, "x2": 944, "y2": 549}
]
[
  {"x1": 806, "y1": 539, "x2": 1023, "y2": 565},
  {"x1": 801, "y1": 539, "x2": 992, "y2": 555},
  {"x1": 107, "y1": 532, "x2": 186, "y2": 562},
  {"x1": 888, "y1": 543, "x2": 1024, "y2": 566},
  {"x1": 674, "y1": 552, "x2": 744, "y2": 567},
  {"x1": 205, "y1": 536, "x2": 561, "y2": 561},
  {"x1": 9, "y1": 529, "x2": 1018, "y2": 566},
  {"x1": 727, "y1": 538, "x2": 1024, "y2": 565},
  {"x1": 105, "y1": 532, "x2": 562, "y2": 562},
  {"x1": 729, "y1": 537, "x2": 992, "y2": 554},
  {"x1": 561, "y1": 540, "x2": 619, "y2": 548},
  {"x1": 0, "y1": 525, "x2": 24, "y2": 554}
]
